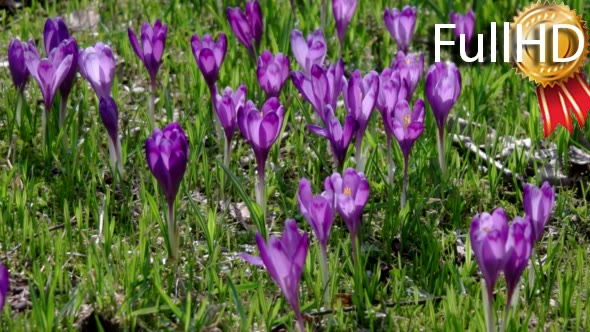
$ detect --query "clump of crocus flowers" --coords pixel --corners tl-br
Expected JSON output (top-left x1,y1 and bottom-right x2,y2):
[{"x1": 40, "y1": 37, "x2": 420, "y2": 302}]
[
  {"x1": 128, "y1": 19, "x2": 168, "y2": 126},
  {"x1": 145, "y1": 122, "x2": 189, "y2": 261},
  {"x1": 469, "y1": 182, "x2": 555, "y2": 332}
]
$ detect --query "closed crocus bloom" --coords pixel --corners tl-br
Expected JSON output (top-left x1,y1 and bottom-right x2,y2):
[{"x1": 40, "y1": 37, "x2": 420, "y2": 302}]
[
  {"x1": 43, "y1": 17, "x2": 70, "y2": 55},
  {"x1": 215, "y1": 84, "x2": 247, "y2": 144},
  {"x1": 327, "y1": 168, "x2": 369, "y2": 243},
  {"x1": 0, "y1": 261, "x2": 8, "y2": 311},
  {"x1": 79, "y1": 42, "x2": 116, "y2": 99},
  {"x1": 470, "y1": 208, "x2": 509, "y2": 297},
  {"x1": 450, "y1": 9, "x2": 476, "y2": 50},
  {"x1": 99, "y1": 96, "x2": 124, "y2": 176},
  {"x1": 426, "y1": 61, "x2": 461, "y2": 131},
  {"x1": 290, "y1": 29, "x2": 327, "y2": 77},
  {"x1": 8, "y1": 38, "x2": 35, "y2": 93},
  {"x1": 503, "y1": 216, "x2": 533, "y2": 304},
  {"x1": 240, "y1": 220, "x2": 308, "y2": 332},
  {"x1": 52, "y1": 38, "x2": 78, "y2": 101},
  {"x1": 226, "y1": 0, "x2": 262, "y2": 57},
  {"x1": 298, "y1": 178, "x2": 334, "y2": 249},
  {"x1": 392, "y1": 51, "x2": 424, "y2": 100},
  {"x1": 24, "y1": 42, "x2": 73, "y2": 111},
  {"x1": 383, "y1": 6, "x2": 417, "y2": 53},
  {"x1": 332, "y1": 0, "x2": 357, "y2": 48},
  {"x1": 308, "y1": 105, "x2": 356, "y2": 167},
  {"x1": 191, "y1": 33, "x2": 227, "y2": 89},
  {"x1": 523, "y1": 182, "x2": 555, "y2": 243},
  {"x1": 256, "y1": 50, "x2": 290, "y2": 98},
  {"x1": 376, "y1": 68, "x2": 406, "y2": 130},
  {"x1": 128, "y1": 19, "x2": 168, "y2": 87},
  {"x1": 145, "y1": 122, "x2": 189, "y2": 207}
]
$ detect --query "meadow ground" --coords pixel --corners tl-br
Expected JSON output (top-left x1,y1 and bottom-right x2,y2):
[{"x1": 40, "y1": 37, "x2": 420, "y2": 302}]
[{"x1": 0, "y1": 0, "x2": 589, "y2": 330}]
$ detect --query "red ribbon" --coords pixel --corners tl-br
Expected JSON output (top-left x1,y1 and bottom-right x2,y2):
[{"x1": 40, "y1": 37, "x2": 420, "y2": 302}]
[{"x1": 536, "y1": 73, "x2": 590, "y2": 137}]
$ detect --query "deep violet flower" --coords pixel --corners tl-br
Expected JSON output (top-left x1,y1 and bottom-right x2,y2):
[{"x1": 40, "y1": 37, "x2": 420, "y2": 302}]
[
  {"x1": 307, "y1": 105, "x2": 356, "y2": 168},
  {"x1": 191, "y1": 33, "x2": 227, "y2": 91},
  {"x1": 215, "y1": 84, "x2": 247, "y2": 166},
  {"x1": 128, "y1": 19, "x2": 167, "y2": 88},
  {"x1": 226, "y1": 0, "x2": 263, "y2": 57},
  {"x1": 0, "y1": 261, "x2": 8, "y2": 311},
  {"x1": 240, "y1": 219, "x2": 309, "y2": 331}
]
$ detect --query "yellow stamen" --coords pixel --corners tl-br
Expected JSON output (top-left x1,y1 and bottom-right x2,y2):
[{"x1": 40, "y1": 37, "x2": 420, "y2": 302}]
[
  {"x1": 344, "y1": 186, "x2": 352, "y2": 196},
  {"x1": 403, "y1": 114, "x2": 411, "y2": 128},
  {"x1": 482, "y1": 226, "x2": 491, "y2": 233}
]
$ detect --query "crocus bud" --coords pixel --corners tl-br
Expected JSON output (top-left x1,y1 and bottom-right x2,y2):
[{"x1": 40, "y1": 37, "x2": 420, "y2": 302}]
[
  {"x1": 523, "y1": 182, "x2": 555, "y2": 243},
  {"x1": 332, "y1": 0, "x2": 358, "y2": 46},
  {"x1": 325, "y1": 168, "x2": 369, "y2": 241},
  {"x1": 290, "y1": 29, "x2": 327, "y2": 77},
  {"x1": 8, "y1": 38, "x2": 35, "y2": 93},
  {"x1": 78, "y1": 42, "x2": 116, "y2": 99},
  {"x1": 240, "y1": 220, "x2": 308, "y2": 332},
  {"x1": 388, "y1": 99, "x2": 425, "y2": 159},
  {"x1": 191, "y1": 33, "x2": 227, "y2": 89},
  {"x1": 450, "y1": 9, "x2": 476, "y2": 50},
  {"x1": 470, "y1": 208, "x2": 509, "y2": 296},
  {"x1": 237, "y1": 97, "x2": 285, "y2": 168},
  {"x1": 128, "y1": 19, "x2": 168, "y2": 86},
  {"x1": 298, "y1": 178, "x2": 334, "y2": 250},
  {"x1": 392, "y1": 51, "x2": 424, "y2": 100},
  {"x1": 145, "y1": 122, "x2": 189, "y2": 207},
  {"x1": 307, "y1": 105, "x2": 356, "y2": 167},
  {"x1": 503, "y1": 216, "x2": 533, "y2": 303},
  {"x1": 425, "y1": 61, "x2": 461, "y2": 132},
  {"x1": 43, "y1": 17, "x2": 70, "y2": 55},
  {"x1": 256, "y1": 50, "x2": 290, "y2": 98},
  {"x1": 226, "y1": 0, "x2": 263, "y2": 57},
  {"x1": 98, "y1": 96, "x2": 119, "y2": 145},
  {"x1": 383, "y1": 6, "x2": 417, "y2": 53},
  {"x1": 24, "y1": 42, "x2": 73, "y2": 111},
  {"x1": 0, "y1": 261, "x2": 8, "y2": 311},
  {"x1": 214, "y1": 84, "x2": 247, "y2": 143}
]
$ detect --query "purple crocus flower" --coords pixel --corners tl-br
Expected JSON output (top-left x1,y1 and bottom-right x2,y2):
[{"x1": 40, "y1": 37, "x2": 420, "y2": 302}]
[
  {"x1": 78, "y1": 42, "x2": 116, "y2": 99},
  {"x1": 469, "y1": 208, "x2": 509, "y2": 301},
  {"x1": 376, "y1": 68, "x2": 406, "y2": 132},
  {"x1": 24, "y1": 42, "x2": 74, "y2": 112},
  {"x1": 342, "y1": 69, "x2": 379, "y2": 171},
  {"x1": 290, "y1": 29, "x2": 327, "y2": 77},
  {"x1": 128, "y1": 19, "x2": 168, "y2": 88},
  {"x1": 43, "y1": 17, "x2": 69, "y2": 55},
  {"x1": 146, "y1": 122, "x2": 189, "y2": 207},
  {"x1": 240, "y1": 219, "x2": 309, "y2": 332},
  {"x1": 291, "y1": 59, "x2": 344, "y2": 123},
  {"x1": 8, "y1": 38, "x2": 35, "y2": 93},
  {"x1": 191, "y1": 33, "x2": 227, "y2": 91},
  {"x1": 425, "y1": 61, "x2": 461, "y2": 174},
  {"x1": 145, "y1": 122, "x2": 189, "y2": 260},
  {"x1": 383, "y1": 6, "x2": 417, "y2": 53},
  {"x1": 238, "y1": 97, "x2": 285, "y2": 210},
  {"x1": 53, "y1": 38, "x2": 78, "y2": 126},
  {"x1": 324, "y1": 168, "x2": 369, "y2": 257},
  {"x1": 450, "y1": 9, "x2": 476, "y2": 50},
  {"x1": 99, "y1": 96, "x2": 124, "y2": 176},
  {"x1": 392, "y1": 51, "x2": 424, "y2": 100},
  {"x1": 389, "y1": 99, "x2": 424, "y2": 207},
  {"x1": 332, "y1": 0, "x2": 357, "y2": 53},
  {"x1": 503, "y1": 216, "x2": 533, "y2": 306},
  {"x1": 523, "y1": 182, "x2": 555, "y2": 243},
  {"x1": 256, "y1": 50, "x2": 290, "y2": 98},
  {"x1": 298, "y1": 178, "x2": 334, "y2": 250},
  {"x1": 0, "y1": 262, "x2": 8, "y2": 311},
  {"x1": 226, "y1": 0, "x2": 263, "y2": 57},
  {"x1": 308, "y1": 105, "x2": 356, "y2": 168},
  {"x1": 215, "y1": 84, "x2": 247, "y2": 166}
]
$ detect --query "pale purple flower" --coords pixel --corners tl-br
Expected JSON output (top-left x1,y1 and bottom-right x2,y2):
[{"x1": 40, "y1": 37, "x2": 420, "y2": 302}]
[
  {"x1": 256, "y1": 50, "x2": 290, "y2": 98},
  {"x1": 342, "y1": 69, "x2": 379, "y2": 138},
  {"x1": 298, "y1": 178, "x2": 334, "y2": 250},
  {"x1": 376, "y1": 68, "x2": 406, "y2": 133},
  {"x1": 450, "y1": 9, "x2": 476, "y2": 50},
  {"x1": 191, "y1": 33, "x2": 227, "y2": 89},
  {"x1": 332, "y1": 0, "x2": 357, "y2": 47},
  {"x1": 388, "y1": 99, "x2": 425, "y2": 159},
  {"x1": 503, "y1": 216, "x2": 533, "y2": 304},
  {"x1": 78, "y1": 42, "x2": 116, "y2": 99},
  {"x1": 290, "y1": 29, "x2": 327, "y2": 77},
  {"x1": 308, "y1": 105, "x2": 356, "y2": 167},
  {"x1": 392, "y1": 51, "x2": 424, "y2": 100},
  {"x1": 425, "y1": 61, "x2": 461, "y2": 132},
  {"x1": 215, "y1": 84, "x2": 247, "y2": 144},
  {"x1": 523, "y1": 182, "x2": 555, "y2": 243},
  {"x1": 383, "y1": 6, "x2": 417, "y2": 53}
]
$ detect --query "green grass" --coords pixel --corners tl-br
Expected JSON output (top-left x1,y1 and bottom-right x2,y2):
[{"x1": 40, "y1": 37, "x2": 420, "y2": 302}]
[{"x1": 1, "y1": 0, "x2": 590, "y2": 330}]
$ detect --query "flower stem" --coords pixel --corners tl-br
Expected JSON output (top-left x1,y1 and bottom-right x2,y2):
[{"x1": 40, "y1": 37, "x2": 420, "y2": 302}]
[
  {"x1": 401, "y1": 156, "x2": 409, "y2": 209},
  {"x1": 296, "y1": 312, "x2": 305, "y2": 332},
  {"x1": 148, "y1": 82, "x2": 156, "y2": 128},
  {"x1": 500, "y1": 290, "x2": 513, "y2": 332},
  {"x1": 355, "y1": 133, "x2": 364, "y2": 172},
  {"x1": 16, "y1": 93, "x2": 23, "y2": 127},
  {"x1": 115, "y1": 136, "x2": 125, "y2": 178},
  {"x1": 168, "y1": 201, "x2": 179, "y2": 261},
  {"x1": 59, "y1": 96, "x2": 67, "y2": 128},
  {"x1": 387, "y1": 135, "x2": 394, "y2": 186},
  {"x1": 41, "y1": 109, "x2": 47, "y2": 147},
  {"x1": 256, "y1": 161, "x2": 266, "y2": 227},
  {"x1": 437, "y1": 127, "x2": 447, "y2": 176},
  {"x1": 320, "y1": 245, "x2": 330, "y2": 308},
  {"x1": 481, "y1": 280, "x2": 495, "y2": 332},
  {"x1": 223, "y1": 136, "x2": 231, "y2": 169}
]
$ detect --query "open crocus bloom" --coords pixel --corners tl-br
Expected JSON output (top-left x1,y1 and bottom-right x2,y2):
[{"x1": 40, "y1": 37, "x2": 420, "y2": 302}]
[
  {"x1": 78, "y1": 42, "x2": 116, "y2": 99},
  {"x1": 290, "y1": 28, "x2": 327, "y2": 77}
]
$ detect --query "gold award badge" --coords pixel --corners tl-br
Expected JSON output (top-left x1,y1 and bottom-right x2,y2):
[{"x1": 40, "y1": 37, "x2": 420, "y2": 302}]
[{"x1": 510, "y1": 2, "x2": 590, "y2": 137}]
